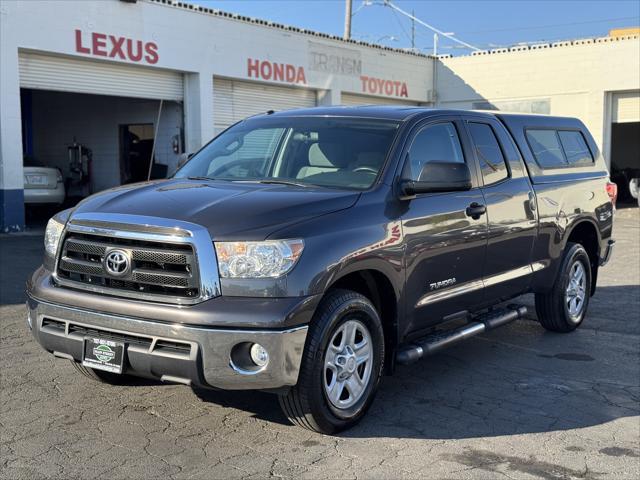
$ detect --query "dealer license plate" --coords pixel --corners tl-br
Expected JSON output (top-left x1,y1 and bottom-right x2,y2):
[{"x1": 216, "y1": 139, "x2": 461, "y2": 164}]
[{"x1": 82, "y1": 338, "x2": 124, "y2": 374}]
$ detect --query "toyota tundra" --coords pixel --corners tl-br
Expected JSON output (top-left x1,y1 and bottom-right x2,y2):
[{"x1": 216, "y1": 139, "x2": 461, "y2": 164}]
[{"x1": 27, "y1": 107, "x2": 616, "y2": 434}]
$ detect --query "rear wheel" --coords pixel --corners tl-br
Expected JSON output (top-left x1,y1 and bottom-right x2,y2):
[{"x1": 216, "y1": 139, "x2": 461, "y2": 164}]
[
  {"x1": 279, "y1": 289, "x2": 384, "y2": 434},
  {"x1": 70, "y1": 361, "x2": 127, "y2": 384},
  {"x1": 535, "y1": 242, "x2": 591, "y2": 332}
]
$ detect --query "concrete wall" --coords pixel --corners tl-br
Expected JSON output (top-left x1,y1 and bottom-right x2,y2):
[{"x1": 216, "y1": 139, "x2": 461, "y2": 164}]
[
  {"x1": 436, "y1": 37, "x2": 640, "y2": 164},
  {"x1": 30, "y1": 91, "x2": 182, "y2": 192}
]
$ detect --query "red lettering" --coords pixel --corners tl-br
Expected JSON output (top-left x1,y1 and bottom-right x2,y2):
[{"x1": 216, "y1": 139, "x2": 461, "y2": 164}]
[
  {"x1": 360, "y1": 74, "x2": 409, "y2": 98},
  {"x1": 75, "y1": 29, "x2": 90, "y2": 54},
  {"x1": 108, "y1": 35, "x2": 126, "y2": 59},
  {"x1": 247, "y1": 58, "x2": 306, "y2": 84},
  {"x1": 296, "y1": 67, "x2": 306, "y2": 84},
  {"x1": 260, "y1": 61, "x2": 272, "y2": 80},
  {"x1": 366, "y1": 77, "x2": 375, "y2": 93},
  {"x1": 360, "y1": 76, "x2": 368, "y2": 92},
  {"x1": 273, "y1": 63, "x2": 284, "y2": 82},
  {"x1": 92, "y1": 33, "x2": 108, "y2": 57},
  {"x1": 283, "y1": 64, "x2": 294, "y2": 82},
  {"x1": 144, "y1": 42, "x2": 159, "y2": 64},
  {"x1": 126, "y1": 39, "x2": 143, "y2": 61},
  {"x1": 384, "y1": 80, "x2": 393, "y2": 96},
  {"x1": 247, "y1": 58, "x2": 260, "y2": 78}
]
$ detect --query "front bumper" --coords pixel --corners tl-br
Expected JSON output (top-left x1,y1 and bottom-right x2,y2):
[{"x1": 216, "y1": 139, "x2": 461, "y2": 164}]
[{"x1": 26, "y1": 295, "x2": 309, "y2": 390}]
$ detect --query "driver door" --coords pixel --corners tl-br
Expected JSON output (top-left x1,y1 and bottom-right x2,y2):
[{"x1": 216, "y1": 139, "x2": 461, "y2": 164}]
[{"x1": 401, "y1": 117, "x2": 488, "y2": 336}]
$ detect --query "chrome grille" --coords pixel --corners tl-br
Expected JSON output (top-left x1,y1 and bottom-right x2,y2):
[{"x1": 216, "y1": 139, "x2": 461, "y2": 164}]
[{"x1": 56, "y1": 232, "x2": 200, "y2": 301}]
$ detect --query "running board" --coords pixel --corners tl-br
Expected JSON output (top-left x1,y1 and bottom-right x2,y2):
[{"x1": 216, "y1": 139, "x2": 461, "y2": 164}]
[{"x1": 396, "y1": 305, "x2": 528, "y2": 365}]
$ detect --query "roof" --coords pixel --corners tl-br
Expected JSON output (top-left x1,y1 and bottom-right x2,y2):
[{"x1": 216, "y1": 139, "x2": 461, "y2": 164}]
[
  {"x1": 253, "y1": 106, "x2": 498, "y2": 121},
  {"x1": 438, "y1": 33, "x2": 639, "y2": 60},
  {"x1": 255, "y1": 106, "x2": 588, "y2": 126}
]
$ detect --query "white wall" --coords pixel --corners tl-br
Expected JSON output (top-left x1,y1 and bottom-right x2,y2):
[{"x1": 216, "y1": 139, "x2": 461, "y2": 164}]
[
  {"x1": 30, "y1": 91, "x2": 182, "y2": 192},
  {"x1": 436, "y1": 37, "x2": 640, "y2": 163}
]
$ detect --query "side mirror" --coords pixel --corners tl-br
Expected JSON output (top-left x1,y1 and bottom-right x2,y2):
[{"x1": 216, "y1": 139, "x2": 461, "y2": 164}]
[{"x1": 400, "y1": 161, "x2": 472, "y2": 198}]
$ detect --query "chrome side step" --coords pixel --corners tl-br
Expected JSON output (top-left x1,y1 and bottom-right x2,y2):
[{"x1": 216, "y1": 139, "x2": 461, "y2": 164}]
[{"x1": 396, "y1": 305, "x2": 528, "y2": 365}]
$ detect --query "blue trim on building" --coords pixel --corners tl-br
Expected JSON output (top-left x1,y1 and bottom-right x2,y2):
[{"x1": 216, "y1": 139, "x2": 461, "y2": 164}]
[{"x1": 0, "y1": 189, "x2": 25, "y2": 232}]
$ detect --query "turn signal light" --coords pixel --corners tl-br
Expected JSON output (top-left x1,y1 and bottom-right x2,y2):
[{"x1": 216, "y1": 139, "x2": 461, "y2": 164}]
[{"x1": 606, "y1": 181, "x2": 618, "y2": 207}]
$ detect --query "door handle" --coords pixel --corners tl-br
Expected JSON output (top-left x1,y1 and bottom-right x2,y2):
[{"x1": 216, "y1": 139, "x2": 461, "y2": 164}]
[{"x1": 466, "y1": 202, "x2": 487, "y2": 220}]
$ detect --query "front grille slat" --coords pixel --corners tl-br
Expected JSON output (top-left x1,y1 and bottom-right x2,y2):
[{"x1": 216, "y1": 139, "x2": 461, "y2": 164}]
[
  {"x1": 132, "y1": 270, "x2": 191, "y2": 288},
  {"x1": 60, "y1": 257, "x2": 104, "y2": 276},
  {"x1": 132, "y1": 250, "x2": 189, "y2": 265},
  {"x1": 57, "y1": 232, "x2": 200, "y2": 301}
]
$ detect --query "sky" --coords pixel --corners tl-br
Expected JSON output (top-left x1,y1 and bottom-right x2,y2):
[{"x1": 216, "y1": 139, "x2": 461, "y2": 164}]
[{"x1": 190, "y1": 0, "x2": 640, "y2": 55}]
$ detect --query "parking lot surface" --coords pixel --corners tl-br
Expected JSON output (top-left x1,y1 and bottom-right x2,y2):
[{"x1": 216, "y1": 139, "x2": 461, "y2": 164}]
[{"x1": 1, "y1": 208, "x2": 639, "y2": 479}]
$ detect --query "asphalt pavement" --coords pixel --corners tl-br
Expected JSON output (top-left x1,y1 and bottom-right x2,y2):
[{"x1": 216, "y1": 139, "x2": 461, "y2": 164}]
[{"x1": 1, "y1": 207, "x2": 638, "y2": 479}]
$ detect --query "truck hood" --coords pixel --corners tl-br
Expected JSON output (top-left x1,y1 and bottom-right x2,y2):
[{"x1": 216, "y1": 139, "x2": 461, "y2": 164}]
[{"x1": 71, "y1": 179, "x2": 359, "y2": 240}]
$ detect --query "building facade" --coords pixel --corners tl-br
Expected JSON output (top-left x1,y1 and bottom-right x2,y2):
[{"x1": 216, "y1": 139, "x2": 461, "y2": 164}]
[{"x1": 0, "y1": 0, "x2": 638, "y2": 231}]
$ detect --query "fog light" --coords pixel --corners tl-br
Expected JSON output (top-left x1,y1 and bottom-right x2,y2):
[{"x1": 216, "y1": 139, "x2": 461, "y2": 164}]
[{"x1": 250, "y1": 343, "x2": 269, "y2": 367}]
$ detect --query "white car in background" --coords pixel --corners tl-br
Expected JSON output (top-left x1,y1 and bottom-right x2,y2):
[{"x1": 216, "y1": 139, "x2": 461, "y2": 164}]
[{"x1": 23, "y1": 164, "x2": 65, "y2": 205}]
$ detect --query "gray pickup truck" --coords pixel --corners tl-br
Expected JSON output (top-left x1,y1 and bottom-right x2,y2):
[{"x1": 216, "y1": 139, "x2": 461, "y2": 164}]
[{"x1": 27, "y1": 107, "x2": 616, "y2": 434}]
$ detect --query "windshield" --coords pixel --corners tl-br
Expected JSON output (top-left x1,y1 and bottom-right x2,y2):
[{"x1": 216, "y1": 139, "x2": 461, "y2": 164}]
[{"x1": 175, "y1": 116, "x2": 400, "y2": 190}]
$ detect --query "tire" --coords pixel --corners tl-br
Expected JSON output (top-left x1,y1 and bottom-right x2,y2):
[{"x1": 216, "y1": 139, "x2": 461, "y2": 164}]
[
  {"x1": 535, "y1": 242, "x2": 591, "y2": 332},
  {"x1": 279, "y1": 289, "x2": 385, "y2": 434},
  {"x1": 70, "y1": 361, "x2": 127, "y2": 385}
]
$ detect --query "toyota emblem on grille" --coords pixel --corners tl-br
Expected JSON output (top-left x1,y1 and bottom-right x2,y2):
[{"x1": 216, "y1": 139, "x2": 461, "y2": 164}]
[{"x1": 104, "y1": 249, "x2": 130, "y2": 277}]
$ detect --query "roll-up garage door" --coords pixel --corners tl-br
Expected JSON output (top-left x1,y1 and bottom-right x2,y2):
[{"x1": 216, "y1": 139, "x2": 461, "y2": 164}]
[
  {"x1": 213, "y1": 78, "x2": 317, "y2": 132},
  {"x1": 612, "y1": 91, "x2": 640, "y2": 123},
  {"x1": 341, "y1": 92, "x2": 419, "y2": 106},
  {"x1": 19, "y1": 52, "x2": 183, "y2": 100}
]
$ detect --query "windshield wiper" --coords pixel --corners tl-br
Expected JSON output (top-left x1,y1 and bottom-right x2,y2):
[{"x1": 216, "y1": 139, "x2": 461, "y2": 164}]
[
  {"x1": 242, "y1": 179, "x2": 313, "y2": 188},
  {"x1": 187, "y1": 176, "x2": 238, "y2": 182},
  {"x1": 186, "y1": 176, "x2": 213, "y2": 181}
]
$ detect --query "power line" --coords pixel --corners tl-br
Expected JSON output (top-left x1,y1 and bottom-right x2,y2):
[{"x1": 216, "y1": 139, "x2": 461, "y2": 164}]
[
  {"x1": 381, "y1": 0, "x2": 480, "y2": 51},
  {"x1": 389, "y1": 7, "x2": 415, "y2": 45}
]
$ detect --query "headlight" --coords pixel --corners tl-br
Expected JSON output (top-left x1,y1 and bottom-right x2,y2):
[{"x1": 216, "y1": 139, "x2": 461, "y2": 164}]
[
  {"x1": 44, "y1": 213, "x2": 68, "y2": 258},
  {"x1": 215, "y1": 240, "x2": 304, "y2": 278}
]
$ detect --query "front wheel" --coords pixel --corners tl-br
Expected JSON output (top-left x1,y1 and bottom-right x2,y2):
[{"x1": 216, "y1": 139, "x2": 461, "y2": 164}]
[
  {"x1": 535, "y1": 242, "x2": 591, "y2": 332},
  {"x1": 279, "y1": 289, "x2": 385, "y2": 434}
]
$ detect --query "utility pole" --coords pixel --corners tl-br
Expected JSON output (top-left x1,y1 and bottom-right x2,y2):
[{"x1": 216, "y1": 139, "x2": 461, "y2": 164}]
[
  {"x1": 411, "y1": 9, "x2": 415, "y2": 51},
  {"x1": 343, "y1": 0, "x2": 352, "y2": 40},
  {"x1": 433, "y1": 33, "x2": 438, "y2": 56}
]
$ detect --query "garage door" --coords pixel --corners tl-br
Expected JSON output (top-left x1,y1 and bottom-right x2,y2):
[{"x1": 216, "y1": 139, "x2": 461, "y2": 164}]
[
  {"x1": 213, "y1": 78, "x2": 317, "y2": 132},
  {"x1": 341, "y1": 92, "x2": 420, "y2": 106},
  {"x1": 19, "y1": 52, "x2": 183, "y2": 100},
  {"x1": 612, "y1": 91, "x2": 640, "y2": 123}
]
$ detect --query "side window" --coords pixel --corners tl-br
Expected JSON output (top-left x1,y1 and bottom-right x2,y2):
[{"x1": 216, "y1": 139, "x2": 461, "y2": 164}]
[
  {"x1": 525, "y1": 129, "x2": 567, "y2": 168},
  {"x1": 467, "y1": 122, "x2": 509, "y2": 185},
  {"x1": 407, "y1": 122, "x2": 464, "y2": 181},
  {"x1": 558, "y1": 131, "x2": 593, "y2": 165}
]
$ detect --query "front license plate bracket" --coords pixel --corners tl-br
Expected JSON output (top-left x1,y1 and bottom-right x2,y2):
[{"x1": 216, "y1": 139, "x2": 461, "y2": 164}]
[{"x1": 82, "y1": 337, "x2": 125, "y2": 374}]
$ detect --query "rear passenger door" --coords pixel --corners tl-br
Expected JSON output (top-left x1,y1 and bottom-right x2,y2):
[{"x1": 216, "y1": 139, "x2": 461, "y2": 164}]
[
  {"x1": 463, "y1": 116, "x2": 538, "y2": 302},
  {"x1": 401, "y1": 117, "x2": 488, "y2": 335}
]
